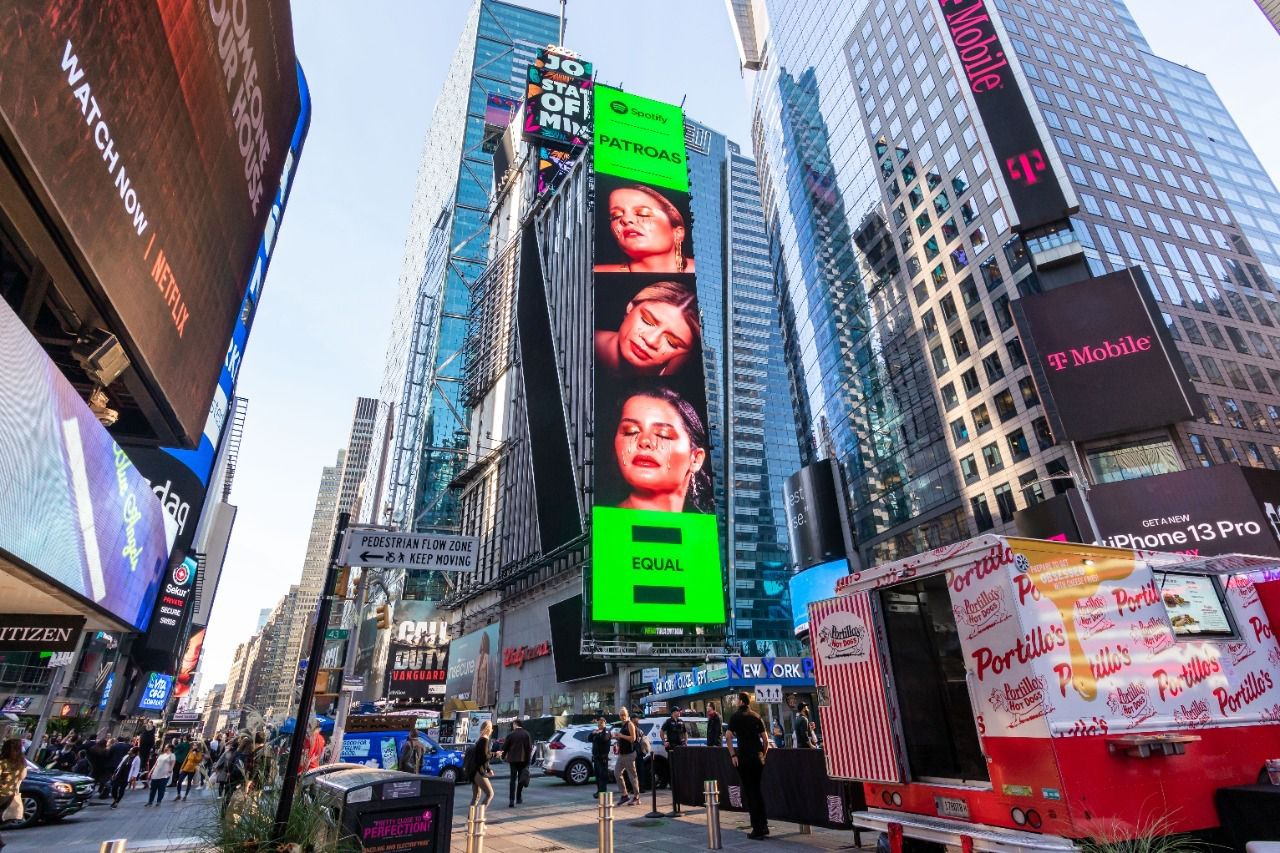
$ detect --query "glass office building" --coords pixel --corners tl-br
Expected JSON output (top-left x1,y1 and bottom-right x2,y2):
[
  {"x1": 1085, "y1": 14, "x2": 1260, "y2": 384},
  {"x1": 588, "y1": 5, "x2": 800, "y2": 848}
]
[
  {"x1": 366, "y1": 0, "x2": 559, "y2": 533},
  {"x1": 730, "y1": 0, "x2": 1280, "y2": 564}
]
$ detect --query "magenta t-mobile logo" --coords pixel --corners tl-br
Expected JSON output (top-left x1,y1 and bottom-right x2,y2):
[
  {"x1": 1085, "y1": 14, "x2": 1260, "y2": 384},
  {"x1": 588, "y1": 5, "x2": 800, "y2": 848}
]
[
  {"x1": 1006, "y1": 149, "x2": 1048, "y2": 186},
  {"x1": 1046, "y1": 335, "x2": 1152, "y2": 371}
]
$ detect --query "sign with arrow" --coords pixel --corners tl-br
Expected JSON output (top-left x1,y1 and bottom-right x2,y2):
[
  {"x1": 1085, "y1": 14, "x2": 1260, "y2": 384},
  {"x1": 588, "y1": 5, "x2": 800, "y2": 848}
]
[{"x1": 339, "y1": 527, "x2": 479, "y2": 573}]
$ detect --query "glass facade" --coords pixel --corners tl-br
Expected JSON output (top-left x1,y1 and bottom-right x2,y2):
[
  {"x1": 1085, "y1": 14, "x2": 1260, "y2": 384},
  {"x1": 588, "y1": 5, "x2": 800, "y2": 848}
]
[
  {"x1": 686, "y1": 122, "x2": 805, "y2": 655},
  {"x1": 368, "y1": 0, "x2": 559, "y2": 533},
  {"x1": 731, "y1": 0, "x2": 1280, "y2": 565}
]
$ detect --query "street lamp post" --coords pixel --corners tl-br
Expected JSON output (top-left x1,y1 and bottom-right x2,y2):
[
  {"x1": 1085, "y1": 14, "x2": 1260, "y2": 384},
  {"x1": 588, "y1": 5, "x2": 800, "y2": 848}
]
[{"x1": 1021, "y1": 465, "x2": 1103, "y2": 544}]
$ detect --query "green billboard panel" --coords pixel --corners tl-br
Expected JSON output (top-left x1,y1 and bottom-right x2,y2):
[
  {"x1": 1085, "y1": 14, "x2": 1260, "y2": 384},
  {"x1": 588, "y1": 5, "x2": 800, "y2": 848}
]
[
  {"x1": 591, "y1": 506, "x2": 724, "y2": 624},
  {"x1": 594, "y1": 85, "x2": 688, "y2": 192}
]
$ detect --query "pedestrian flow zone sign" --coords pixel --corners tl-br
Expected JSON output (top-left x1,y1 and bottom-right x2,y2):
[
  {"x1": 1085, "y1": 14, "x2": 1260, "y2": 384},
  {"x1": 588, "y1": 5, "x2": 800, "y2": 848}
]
[{"x1": 339, "y1": 527, "x2": 479, "y2": 572}]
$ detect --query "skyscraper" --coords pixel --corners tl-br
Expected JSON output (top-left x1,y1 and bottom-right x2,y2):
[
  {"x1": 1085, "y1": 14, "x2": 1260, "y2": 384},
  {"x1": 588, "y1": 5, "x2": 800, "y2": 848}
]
[
  {"x1": 364, "y1": 1, "x2": 560, "y2": 534},
  {"x1": 729, "y1": 0, "x2": 1280, "y2": 565}
]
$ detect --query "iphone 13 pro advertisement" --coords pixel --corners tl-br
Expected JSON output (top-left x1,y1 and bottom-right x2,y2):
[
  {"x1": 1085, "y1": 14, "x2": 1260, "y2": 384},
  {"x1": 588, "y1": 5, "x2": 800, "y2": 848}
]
[{"x1": 590, "y1": 86, "x2": 724, "y2": 626}]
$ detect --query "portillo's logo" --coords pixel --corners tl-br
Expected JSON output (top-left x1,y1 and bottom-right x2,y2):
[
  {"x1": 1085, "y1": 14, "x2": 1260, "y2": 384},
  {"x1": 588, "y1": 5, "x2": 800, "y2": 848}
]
[
  {"x1": 816, "y1": 614, "x2": 869, "y2": 662},
  {"x1": 1045, "y1": 335, "x2": 1153, "y2": 372}
]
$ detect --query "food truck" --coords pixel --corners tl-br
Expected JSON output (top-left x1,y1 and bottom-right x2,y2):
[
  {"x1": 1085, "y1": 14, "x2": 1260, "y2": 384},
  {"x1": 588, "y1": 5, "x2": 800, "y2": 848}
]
[{"x1": 808, "y1": 536, "x2": 1280, "y2": 848}]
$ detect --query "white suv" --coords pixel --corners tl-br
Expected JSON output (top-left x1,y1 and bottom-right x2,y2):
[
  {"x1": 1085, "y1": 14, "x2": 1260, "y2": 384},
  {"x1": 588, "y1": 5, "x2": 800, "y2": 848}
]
[{"x1": 544, "y1": 717, "x2": 708, "y2": 787}]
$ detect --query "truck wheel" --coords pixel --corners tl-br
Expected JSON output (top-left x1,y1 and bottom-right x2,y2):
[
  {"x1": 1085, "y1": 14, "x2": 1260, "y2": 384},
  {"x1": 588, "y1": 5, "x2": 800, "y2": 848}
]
[
  {"x1": 440, "y1": 767, "x2": 459, "y2": 784},
  {"x1": 565, "y1": 759, "x2": 591, "y2": 786}
]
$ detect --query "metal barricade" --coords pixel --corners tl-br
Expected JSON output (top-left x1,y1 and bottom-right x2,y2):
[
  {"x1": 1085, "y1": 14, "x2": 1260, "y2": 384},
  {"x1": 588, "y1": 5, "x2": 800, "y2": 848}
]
[{"x1": 704, "y1": 780, "x2": 722, "y2": 850}]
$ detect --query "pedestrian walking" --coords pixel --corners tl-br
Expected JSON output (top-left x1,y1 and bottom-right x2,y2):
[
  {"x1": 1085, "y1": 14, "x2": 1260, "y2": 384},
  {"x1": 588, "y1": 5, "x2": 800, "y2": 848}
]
[
  {"x1": 175, "y1": 740, "x2": 203, "y2": 800},
  {"x1": 221, "y1": 735, "x2": 253, "y2": 816},
  {"x1": 727, "y1": 692, "x2": 770, "y2": 840},
  {"x1": 146, "y1": 745, "x2": 177, "y2": 806},
  {"x1": 397, "y1": 728, "x2": 426, "y2": 773},
  {"x1": 304, "y1": 723, "x2": 326, "y2": 773},
  {"x1": 138, "y1": 721, "x2": 156, "y2": 776},
  {"x1": 72, "y1": 749, "x2": 93, "y2": 777},
  {"x1": 503, "y1": 718, "x2": 534, "y2": 807},
  {"x1": 110, "y1": 747, "x2": 140, "y2": 808},
  {"x1": 213, "y1": 744, "x2": 232, "y2": 797},
  {"x1": 466, "y1": 720, "x2": 495, "y2": 808},
  {"x1": 171, "y1": 736, "x2": 191, "y2": 785},
  {"x1": 87, "y1": 734, "x2": 111, "y2": 797},
  {"x1": 706, "y1": 702, "x2": 723, "y2": 747},
  {"x1": 795, "y1": 703, "x2": 815, "y2": 748},
  {"x1": 1, "y1": 737, "x2": 29, "y2": 848},
  {"x1": 587, "y1": 716, "x2": 612, "y2": 799},
  {"x1": 613, "y1": 707, "x2": 640, "y2": 805}
]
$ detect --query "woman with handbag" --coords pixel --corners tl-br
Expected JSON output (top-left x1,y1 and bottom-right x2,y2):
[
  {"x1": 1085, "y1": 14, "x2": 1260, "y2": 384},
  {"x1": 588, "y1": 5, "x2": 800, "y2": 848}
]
[
  {"x1": 0, "y1": 738, "x2": 28, "y2": 847},
  {"x1": 468, "y1": 720, "x2": 496, "y2": 808}
]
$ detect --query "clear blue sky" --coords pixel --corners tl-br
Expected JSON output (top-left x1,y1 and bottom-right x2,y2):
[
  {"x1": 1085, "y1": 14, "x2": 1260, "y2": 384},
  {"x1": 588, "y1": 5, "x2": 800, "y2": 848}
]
[{"x1": 200, "y1": 0, "x2": 1280, "y2": 689}]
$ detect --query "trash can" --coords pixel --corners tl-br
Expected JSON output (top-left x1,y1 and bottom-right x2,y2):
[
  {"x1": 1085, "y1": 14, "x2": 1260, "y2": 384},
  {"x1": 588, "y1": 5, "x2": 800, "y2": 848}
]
[{"x1": 311, "y1": 767, "x2": 455, "y2": 851}]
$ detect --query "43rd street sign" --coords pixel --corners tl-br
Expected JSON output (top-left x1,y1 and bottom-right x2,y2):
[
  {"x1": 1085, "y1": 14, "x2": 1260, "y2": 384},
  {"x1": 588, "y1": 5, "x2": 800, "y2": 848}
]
[{"x1": 338, "y1": 527, "x2": 479, "y2": 572}]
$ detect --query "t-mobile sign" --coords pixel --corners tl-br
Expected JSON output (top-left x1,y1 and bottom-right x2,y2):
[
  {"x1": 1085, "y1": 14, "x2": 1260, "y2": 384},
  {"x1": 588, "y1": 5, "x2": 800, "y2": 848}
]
[
  {"x1": 1013, "y1": 267, "x2": 1202, "y2": 441},
  {"x1": 935, "y1": 0, "x2": 1072, "y2": 229}
]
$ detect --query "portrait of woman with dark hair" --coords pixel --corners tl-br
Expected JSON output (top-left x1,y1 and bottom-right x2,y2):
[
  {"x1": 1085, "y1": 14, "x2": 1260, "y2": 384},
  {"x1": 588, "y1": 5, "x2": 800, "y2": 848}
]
[
  {"x1": 611, "y1": 386, "x2": 713, "y2": 514},
  {"x1": 595, "y1": 280, "x2": 701, "y2": 378},
  {"x1": 594, "y1": 184, "x2": 696, "y2": 274}
]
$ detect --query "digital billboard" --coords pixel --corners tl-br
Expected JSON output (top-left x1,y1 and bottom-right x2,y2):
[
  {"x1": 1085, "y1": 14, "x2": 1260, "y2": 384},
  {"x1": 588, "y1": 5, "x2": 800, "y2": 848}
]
[
  {"x1": 549, "y1": 595, "x2": 609, "y2": 683},
  {"x1": 142, "y1": 555, "x2": 198, "y2": 658},
  {"x1": 443, "y1": 622, "x2": 499, "y2": 709},
  {"x1": 783, "y1": 460, "x2": 852, "y2": 571},
  {"x1": 933, "y1": 0, "x2": 1072, "y2": 229},
  {"x1": 384, "y1": 600, "x2": 449, "y2": 707},
  {"x1": 0, "y1": 1, "x2": 303, "y2": 443},
  {"x1": 136, "y1": 671, "x2": 173, "y2": 713},
  {"x1": 0, "y1": 299, "x2": 172, "y2": 631},
  {"x1": 589, "y1": 86, "x2": 724, "y2": 626},
  {"x1": 788, "y1": 560, "x2": 850, "y2": 637},
  {"x1": 523, "y1": 48, "x2": 592, "y2": 151},
  {"x1": 1013, "y1": 267, "x2": 1202, "y2": 441}
]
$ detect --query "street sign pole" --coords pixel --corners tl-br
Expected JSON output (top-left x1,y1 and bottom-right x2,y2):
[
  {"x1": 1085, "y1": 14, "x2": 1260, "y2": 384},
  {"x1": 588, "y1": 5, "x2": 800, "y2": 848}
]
[{"x1": 274, "y1": 511, "x2": 349, "y2": 838}]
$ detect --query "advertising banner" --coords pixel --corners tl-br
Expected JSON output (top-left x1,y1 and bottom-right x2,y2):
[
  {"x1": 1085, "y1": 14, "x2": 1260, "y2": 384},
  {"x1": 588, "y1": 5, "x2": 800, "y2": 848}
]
[
  {"x1": 784, "y1": 460, "x2": 851, "y2": 570},
  {"x1": 136, "y1": 671, "x2": 173, "y2": 713},
  {"x1": 932, "y1": 0, "x2": 1072, "y2": 229},
  {"x1": 143, "y1": 555, "x2": 198, "y2": 657},
  {"x1": 789, "y1": 560, "x2": 850, "y2": 637},
  {"x1": 549, "y1": 595, "x2": 608, "y2": 682},
  {"x1": 523, "y1": 48, "x2": 592, "y2": 151},
  {"x1": 589, "y1": 85, "x2": 724, "y2": 626},
  {"x1": 125, "y1": 446, "x2": 206, "y2": 559},
  {"x1": 0, "y1": 299, "x2": 172, "y2": 631},
  {"x1": 443, "y1": 623, "x2": 499, "y2": 708},
  {"x1": 1013, "y1": 267, "x2": 1202, "y2": 442},
  {"x1": 172, "y1": 625, "x2": 204, "y2": 700},
  {"x1": 1016, "y1": 465, "x2": 1280, "y2": 558},
  {"x1": 0, "y1": 1, "x2": 302, "y2": 442},
  {"x1": 0, "y1": 614, "x2": 85, "y2": 652},
  {"x1": 384, "y1": 600, "x2": 449, "y2": 707}
]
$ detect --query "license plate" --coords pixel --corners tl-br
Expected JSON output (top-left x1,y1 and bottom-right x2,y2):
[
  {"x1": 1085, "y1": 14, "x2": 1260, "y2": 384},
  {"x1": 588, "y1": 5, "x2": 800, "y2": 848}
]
[{"x1": 934, "y1": 795, "x2": 971, "y2": 820}]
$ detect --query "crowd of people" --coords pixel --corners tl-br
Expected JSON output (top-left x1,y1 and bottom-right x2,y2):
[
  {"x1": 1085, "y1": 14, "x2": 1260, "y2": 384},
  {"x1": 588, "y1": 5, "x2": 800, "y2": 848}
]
[{"x1": 23, "y1": 722, "x2": 279, "y2": 815}]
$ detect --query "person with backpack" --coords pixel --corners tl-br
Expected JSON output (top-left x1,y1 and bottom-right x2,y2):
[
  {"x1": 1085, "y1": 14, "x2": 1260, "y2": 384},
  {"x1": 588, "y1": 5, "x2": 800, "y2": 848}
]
[
  {"x1": 465, "y1": 720, "x2": 496, "y2": 809},
  {"x1": 397, "y1": 729, "x2": 426, "y2": 774},
  {"x1": 795, "y1": 703, "x2": 815, "y2": 748},
  {"x1": 612, "y1": 707, "x2": 641, "y2": 805}
]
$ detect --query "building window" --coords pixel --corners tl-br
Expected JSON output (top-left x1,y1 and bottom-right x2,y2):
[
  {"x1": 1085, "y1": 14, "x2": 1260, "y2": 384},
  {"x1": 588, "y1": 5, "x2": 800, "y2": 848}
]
[
  {"x1": 972, "y1": 311, "x2": 993, "y2": 346},
  {"x1": 961, "y1": 368, "x2": 982, "y2": 397},
  {"x1": 983, "y1": 352, "x2": 1006, "y2": 382},
  {"x1": 931, "y1": 344, "x2": 950, "y2": 376},
  {"x1": 1007, "y1": 428, "x2": 1031, "y2": 462},
  {"x1": 972, "y1": 404, "x2": 993, "y2": 435},
  {"x1": 951, "y1": 417, "x2": 970, "y2": 446},
  {"x1": 971, "y1": 495, "x2": 995, "y2": 532},
  {"x1": 941, "y1": 382, "x2": 959, "y2": 410},
  {"x1": 958, "y1": 275, "x2": 980, "y2": 307},
  {"x1": 994, "y1": 483, "x2": 1018, "y2": 523},
  {"x1": 940, "y1": 294, "x2": 959, "y2": 322},
  {"x1": 1086, "y1": 439, "x2": 1183, "y2": 484},
  {"x1": 1019, "y1": 377, "x2": 1040, "y2": 408},
  {"x1": 1244, "y1": 442, "x2": 1266, "y2": 468},
  {"x1": 1215, "y1": 437, "x2": 1240, "y2": 465},
  {"x1": 993, "y1": 388, "x2": 1018, "y2": 422},
  {"x1": 1007, "y1": 337, "x2": 1028, "y2": 369},
  {"x1": 960, "y1": 454, "x2": 980, "y2": 484},
  {"x1": 983, "y1": 442, "x2": 1005, "y2": 473},
  {"x1": 1031, "y1": 416, "x2": 1055, "y2": 451},
  {"x1": 1222, "y1": 398, "x2": 1246, "y2": 430},
  {"x1": 951, "y1": 329, "x2": 971, "y2": 359},
  {"x1": 1019, "y1": 470, "x2": 1045, "y2": 505},
  {"x1": 1187, "y1": 434, "x2": 1213, "y2": 467},
  {"x1": 993, "y1": 295, "x2": 1014, "y2": 331}
]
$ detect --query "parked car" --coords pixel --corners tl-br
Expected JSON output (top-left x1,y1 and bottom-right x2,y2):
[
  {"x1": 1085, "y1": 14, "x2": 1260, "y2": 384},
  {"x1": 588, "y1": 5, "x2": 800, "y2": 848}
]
[
  {"x1": 338, "y1": 730, "x2": 467, "y2": 783},
  {"x1": 544, "y1": 717, "x2": 708, "y2": 787},
  {"x1": 1, "y1": 761, "x2": 94, "y2": 829}
]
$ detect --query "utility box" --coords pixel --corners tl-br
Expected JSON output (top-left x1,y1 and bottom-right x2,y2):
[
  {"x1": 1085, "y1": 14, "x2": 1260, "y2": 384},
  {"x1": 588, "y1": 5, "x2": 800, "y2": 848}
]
[{"x1": 310, "y1": 767, "x2": 454, "y2": 852}]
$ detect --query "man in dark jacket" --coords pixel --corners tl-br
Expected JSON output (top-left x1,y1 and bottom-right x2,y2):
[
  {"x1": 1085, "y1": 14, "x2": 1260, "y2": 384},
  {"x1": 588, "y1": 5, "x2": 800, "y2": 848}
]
[
  {"x1": 503, "y1": 719, "x2": 534, "y2": 807},
  {"x1": 706, "y1": 703, "x2": 723, "y2": 747},
  {"x1": 586, "y1": 716, "x2": 613, "y2": 799},
  {"x1": 727, "y1": 692, "x2": 770, "y2": 840},
  {"x1": 397, "y1": 729, "x2": 426, "y2": 773},
  {"x1": 138, "y1": 721, "x2": 156, "y2": 775},
  {"x1": 88, "y1": 735, "x2": 112, "y2": 796},
  {"x1": 795, "y1": 703, "x2": 815, "y2": 748}
]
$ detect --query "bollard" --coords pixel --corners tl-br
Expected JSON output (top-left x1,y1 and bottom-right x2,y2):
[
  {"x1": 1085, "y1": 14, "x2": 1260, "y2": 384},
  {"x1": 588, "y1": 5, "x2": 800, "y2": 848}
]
[
  {"x1": 703, "y1": 780, "x2": 722, "y2": 850},
  {"x1": 598, "y1": 791, "x2": 615, "y2": 853},
  {"x1": 465, "y1": 804, "x2": 478, "y2": 853},
  {"x1": 800, "y1": 823, "x2": 812, "y2": 835},
  {"x1": 100, "y1": 843, "x2": 127, "y2": 853},
  {"x1": 474, "y1": 803, "x2": 488, "y2": 853}
]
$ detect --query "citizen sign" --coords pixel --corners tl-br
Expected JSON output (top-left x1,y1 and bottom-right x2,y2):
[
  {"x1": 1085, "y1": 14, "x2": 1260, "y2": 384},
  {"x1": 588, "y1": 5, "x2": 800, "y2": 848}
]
[
  {"x1": 1045, "y1": 335, "x2": 1151, "y2": 372},
  {"x1": 0, "y1": 615, "x2": 85, "y2": 651}
]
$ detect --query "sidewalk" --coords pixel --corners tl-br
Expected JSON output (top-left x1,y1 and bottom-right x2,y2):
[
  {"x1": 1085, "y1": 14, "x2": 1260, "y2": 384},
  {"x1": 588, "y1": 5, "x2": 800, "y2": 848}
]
[
  {"x1": 447, "y1": 779, "x2": 867, "y2": 852},
  {"x1": 2, "y1": 783, "x2": 217, "y2": 853}
]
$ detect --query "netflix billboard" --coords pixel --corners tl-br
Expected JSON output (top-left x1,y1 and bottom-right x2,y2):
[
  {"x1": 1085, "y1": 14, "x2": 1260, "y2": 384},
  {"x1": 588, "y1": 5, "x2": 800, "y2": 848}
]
[
  {"x1": 1013, "y1": 267, "x2": 1202, "y2": 442},
  {"x1": 934, "y1": 0, "x2": 1072, "y2": 229},
  {"x1": 0, "y1": 1, "x2": 302, "y2": 444}
]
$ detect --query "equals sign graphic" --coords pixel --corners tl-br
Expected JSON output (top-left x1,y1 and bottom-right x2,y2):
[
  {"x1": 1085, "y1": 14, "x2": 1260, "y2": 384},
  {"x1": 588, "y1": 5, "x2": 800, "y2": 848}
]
[{"x1": 631, "y1": 524, "x2": 685, "y2": 605}]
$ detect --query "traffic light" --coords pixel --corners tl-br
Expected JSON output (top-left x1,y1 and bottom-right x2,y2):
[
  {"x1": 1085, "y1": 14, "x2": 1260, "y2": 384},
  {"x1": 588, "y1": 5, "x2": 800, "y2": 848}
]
[
  {"x1": 375, "y1": 603, "x2": 392, "y2": 630},
  {"x1": 334, "y1": 566, "x2": 352, "y2": 599}
]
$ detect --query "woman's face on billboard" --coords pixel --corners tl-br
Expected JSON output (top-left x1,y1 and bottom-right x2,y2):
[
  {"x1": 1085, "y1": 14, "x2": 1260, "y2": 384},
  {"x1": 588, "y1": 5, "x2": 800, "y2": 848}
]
[
  {"x1": 617, "y1": 299, "x2": 695, "y2": 374},
  {"x1": 608, "y1": 188, "x2": 681, "y2": 263},
  {"x1": 614, "y1": 394, "x2": 704, "y2": 509}
]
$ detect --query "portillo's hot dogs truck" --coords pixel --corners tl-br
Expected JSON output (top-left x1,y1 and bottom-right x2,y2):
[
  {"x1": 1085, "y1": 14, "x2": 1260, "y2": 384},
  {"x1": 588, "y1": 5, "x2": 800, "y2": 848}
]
[{"x1": 807, "y1": 535, "x2": 1280, "y2": 850}]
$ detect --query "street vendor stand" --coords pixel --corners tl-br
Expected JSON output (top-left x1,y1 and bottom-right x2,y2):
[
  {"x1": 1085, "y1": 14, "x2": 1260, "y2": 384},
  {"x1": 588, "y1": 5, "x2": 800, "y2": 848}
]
[{"x1": 809, "y1": 536, "x2": 1280, "y2": 850}]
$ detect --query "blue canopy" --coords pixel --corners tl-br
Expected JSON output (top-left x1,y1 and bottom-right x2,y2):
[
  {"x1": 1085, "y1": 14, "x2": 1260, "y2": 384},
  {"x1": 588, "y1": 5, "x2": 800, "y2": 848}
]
[{"x1": 278, "y1": 714, "x2": 335, "y2": 735}]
